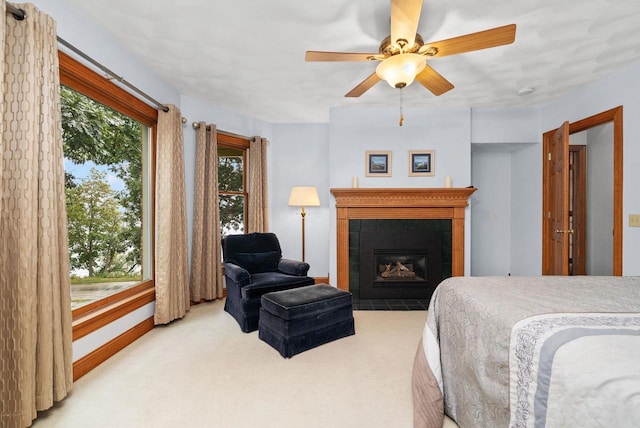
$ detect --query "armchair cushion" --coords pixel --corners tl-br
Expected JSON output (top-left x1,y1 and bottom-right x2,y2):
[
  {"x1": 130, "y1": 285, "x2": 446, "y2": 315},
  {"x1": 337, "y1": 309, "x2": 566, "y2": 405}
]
[
  {"x1": 227, "y1": 250, "x2": 280, "y2": 274},
  {"x1": 223, "y1": 233, "x2": 282, "y2": 274},
  {"x1": 241, "y1": 273, "x2": 316, "y2": 300}
]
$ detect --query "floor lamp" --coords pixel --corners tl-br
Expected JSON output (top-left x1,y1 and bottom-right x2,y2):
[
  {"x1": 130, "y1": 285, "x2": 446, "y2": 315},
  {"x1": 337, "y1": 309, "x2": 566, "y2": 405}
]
[{"x1": 288, "y1": 186, "x2": 320, "y2": 262}]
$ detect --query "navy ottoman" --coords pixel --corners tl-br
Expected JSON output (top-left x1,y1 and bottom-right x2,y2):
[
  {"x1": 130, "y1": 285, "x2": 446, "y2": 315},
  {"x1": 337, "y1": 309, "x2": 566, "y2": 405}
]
[{"x1": 259, "y1": 284, "x2": 355, "y2": 358}]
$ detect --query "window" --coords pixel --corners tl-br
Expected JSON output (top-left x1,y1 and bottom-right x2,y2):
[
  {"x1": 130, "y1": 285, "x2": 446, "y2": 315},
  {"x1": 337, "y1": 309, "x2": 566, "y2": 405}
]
[
  {"x1": 59, "y1": 51, "x2": 157, "y2": 326},
  {"x1": 218, "y1": 133, "x2": 250, "y2": 236},
  {"x1": 62, "y1": 86, "x2": 152, "y2": 309}
]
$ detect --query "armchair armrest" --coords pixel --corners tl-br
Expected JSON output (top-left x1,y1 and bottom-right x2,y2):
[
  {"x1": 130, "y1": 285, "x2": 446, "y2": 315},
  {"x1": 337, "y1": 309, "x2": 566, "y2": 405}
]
[
  {"x1": 278, "y1": 258, "x2": 310, "y2": 276},
  {"x1": 223, "y1": 262, "x2": 251, "y2": 287}
]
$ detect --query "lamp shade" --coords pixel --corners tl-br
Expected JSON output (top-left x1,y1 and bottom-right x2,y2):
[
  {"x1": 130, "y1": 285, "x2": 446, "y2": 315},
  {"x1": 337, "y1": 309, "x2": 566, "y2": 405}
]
[
  {"x1": 288, "y1": 186, "x2": 320, "y2": 207},
  {"x1": 376, "y1": 53, "x2": 426, "y2": 89}
]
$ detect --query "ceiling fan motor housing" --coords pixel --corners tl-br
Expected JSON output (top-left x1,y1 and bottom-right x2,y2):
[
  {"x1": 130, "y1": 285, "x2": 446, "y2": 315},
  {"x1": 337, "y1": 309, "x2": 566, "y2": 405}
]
[{"x1": 379, "y1": 34, "x2": 425, "y2": 56}]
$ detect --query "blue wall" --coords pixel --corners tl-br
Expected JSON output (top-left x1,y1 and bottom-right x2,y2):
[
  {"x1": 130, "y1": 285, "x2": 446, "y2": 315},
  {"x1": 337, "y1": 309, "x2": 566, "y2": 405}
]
[{"x1": 32, "y1": 0, "x2": 640, "y2": 363}]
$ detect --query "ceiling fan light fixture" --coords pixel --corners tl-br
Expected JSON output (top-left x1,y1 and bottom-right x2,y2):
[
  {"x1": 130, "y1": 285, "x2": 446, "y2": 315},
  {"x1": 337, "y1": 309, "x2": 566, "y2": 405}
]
[{"x1": 376, "y1": 53, "x2": 426, "y2": 89}]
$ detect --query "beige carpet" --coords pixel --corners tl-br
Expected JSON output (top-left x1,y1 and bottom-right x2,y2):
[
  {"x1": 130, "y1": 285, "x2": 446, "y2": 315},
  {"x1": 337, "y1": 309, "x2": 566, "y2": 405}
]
[{"x1": 33, "y1": 300, "x2": 453, "y2": 428}]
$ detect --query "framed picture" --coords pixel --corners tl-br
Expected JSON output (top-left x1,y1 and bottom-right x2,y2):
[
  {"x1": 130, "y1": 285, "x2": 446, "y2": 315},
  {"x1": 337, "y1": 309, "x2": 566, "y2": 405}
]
[
  {"x1": 365, "y1": 151, "x2": 392, "y2": 177},
  {"x1": 408, "y1": 150, "x2": 435, "y2": 177}
]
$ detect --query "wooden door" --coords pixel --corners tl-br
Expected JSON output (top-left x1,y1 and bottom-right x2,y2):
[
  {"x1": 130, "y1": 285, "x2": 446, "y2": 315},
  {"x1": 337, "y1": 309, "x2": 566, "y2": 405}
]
[
  {"x1": 543, "y1": 122, "x2": 570, "y2": 275},
  {"x1": 542, "y1": 107, "x2": 623, "y2": 276}
]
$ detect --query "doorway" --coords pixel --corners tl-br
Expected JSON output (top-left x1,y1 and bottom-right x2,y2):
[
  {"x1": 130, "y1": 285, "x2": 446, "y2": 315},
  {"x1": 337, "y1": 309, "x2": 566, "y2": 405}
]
[
  {"x1": 542, "y1": 106, "x2": 623, "y2": 276},
  {"x1": 568, "y1": 144, "x2": 586, "y2": 275}
]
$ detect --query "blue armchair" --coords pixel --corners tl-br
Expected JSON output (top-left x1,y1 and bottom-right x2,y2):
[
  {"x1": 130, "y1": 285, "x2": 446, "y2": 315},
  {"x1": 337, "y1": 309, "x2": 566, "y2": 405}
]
[{"x1": 222, "y1": 232, "x2": 315, "y2": 332}]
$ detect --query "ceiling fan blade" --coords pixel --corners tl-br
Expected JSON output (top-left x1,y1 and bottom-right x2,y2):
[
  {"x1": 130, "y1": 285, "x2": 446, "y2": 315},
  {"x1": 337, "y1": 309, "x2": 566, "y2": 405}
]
[
  {"x1": 390, "y1": 0, "x2": 423, "y2": 49},
  {"x1": 415, "y1": 64, "x2": 454, "y2": 96},
  {"x1": 419, "y1": 24, "x2": 516, "y2": 58},
  {"x1": 305, "y1": 51, "x2": 379, "y2": 62},
  {"x1": 345, "y1": 73, "x2": 382, "y2": 97}
]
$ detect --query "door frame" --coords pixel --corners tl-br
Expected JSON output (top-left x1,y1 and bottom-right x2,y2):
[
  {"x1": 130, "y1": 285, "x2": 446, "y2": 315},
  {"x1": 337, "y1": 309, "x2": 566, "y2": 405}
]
[{"x1": 542, "y1": 106, "x2": 623, "y2": 275}]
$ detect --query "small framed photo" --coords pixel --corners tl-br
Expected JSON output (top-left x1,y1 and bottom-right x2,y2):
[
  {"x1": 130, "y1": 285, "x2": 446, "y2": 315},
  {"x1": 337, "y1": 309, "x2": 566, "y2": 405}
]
[
  {"x1": 365, "y1": 151, "x2": 392, "y2": 177},
  {"x1": 408, "y1": 150, "x2": 435, "y2": 177}
]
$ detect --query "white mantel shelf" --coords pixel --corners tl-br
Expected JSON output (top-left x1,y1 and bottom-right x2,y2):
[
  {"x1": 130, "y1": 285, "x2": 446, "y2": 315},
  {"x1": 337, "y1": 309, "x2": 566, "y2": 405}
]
[{"x1": 330, "y1": 187, "x2": 477, "y2": 291}]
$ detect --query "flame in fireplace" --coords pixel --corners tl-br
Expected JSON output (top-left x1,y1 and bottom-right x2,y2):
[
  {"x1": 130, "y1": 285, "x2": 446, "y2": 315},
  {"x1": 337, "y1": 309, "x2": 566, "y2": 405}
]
[{"x1": 380, "y1": 261, "x2": 417, "y2": 278}]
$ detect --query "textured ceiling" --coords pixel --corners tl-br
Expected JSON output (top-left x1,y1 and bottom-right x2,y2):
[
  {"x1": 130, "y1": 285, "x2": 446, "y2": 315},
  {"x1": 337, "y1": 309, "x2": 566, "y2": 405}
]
[{"x1": 68, "y1": 0, "x2": 640, "y2": 123}]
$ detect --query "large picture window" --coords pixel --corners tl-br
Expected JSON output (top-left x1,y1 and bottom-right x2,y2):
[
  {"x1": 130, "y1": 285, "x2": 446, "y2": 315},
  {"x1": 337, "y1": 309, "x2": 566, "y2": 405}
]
[
  {"x1": 62, "y1": 86, "x2": 152, "y2": 309},
  {"x1": 59, "y1": 51, "x2": 157, "y2": 334}
]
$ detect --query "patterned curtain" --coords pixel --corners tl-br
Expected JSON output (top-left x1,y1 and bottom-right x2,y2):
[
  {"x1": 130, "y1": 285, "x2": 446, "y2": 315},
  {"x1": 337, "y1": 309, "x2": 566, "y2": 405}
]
[
  {"x1": 154, "y1": 105, "x2": 189, "y2": 324},
  {"x1": 247, "y1": 136, "x2": 269, "y2": 232},
  {"x1": 190, "y1": 123, "x2": 224, "y2": 301},
  {"x1": 0, "y1": 3, "x2": 73, "y2": 427}
]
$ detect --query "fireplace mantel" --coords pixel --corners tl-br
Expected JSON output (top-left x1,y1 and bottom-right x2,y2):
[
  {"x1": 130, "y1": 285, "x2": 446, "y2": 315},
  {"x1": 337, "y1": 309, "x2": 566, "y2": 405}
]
[
  {"x1": 331, "y1": 188, "x2": 477, "y2": 208},
  {"x1": 330, "y1": 187, "x2": 477, "y2": 291}
]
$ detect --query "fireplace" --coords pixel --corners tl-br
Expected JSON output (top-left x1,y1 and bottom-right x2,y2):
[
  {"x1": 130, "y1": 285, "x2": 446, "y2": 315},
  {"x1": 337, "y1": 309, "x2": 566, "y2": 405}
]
[
  {"x1": 351, "y1": 219, "x2": 450, "y2": 300},
  {"x1": 331, "y1": 188, "x2": 476, "y2": 300}
]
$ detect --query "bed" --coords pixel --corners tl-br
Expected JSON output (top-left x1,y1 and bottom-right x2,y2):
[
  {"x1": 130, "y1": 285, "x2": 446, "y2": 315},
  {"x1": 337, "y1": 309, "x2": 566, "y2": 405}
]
[{"x1": 411, "y1": 276, "x2": 640, "y2": 428}]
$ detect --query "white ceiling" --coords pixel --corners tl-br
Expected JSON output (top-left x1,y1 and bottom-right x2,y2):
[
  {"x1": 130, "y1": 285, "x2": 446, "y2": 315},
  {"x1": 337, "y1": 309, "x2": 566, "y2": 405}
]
[{"x1": 69, "y1": 0, "x2": 640, "y2": 123}]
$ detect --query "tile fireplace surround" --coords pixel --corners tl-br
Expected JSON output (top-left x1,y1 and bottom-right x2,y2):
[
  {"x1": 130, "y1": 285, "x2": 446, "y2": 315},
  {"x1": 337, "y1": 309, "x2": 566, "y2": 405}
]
[{"x1": 330, "y1": 188, "x2": 477, "y2": 292}]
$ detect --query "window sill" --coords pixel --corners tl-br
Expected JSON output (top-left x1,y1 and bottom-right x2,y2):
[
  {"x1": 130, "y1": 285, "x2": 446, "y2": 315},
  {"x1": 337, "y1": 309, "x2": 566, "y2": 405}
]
[{"x1": 72, "y1": 281, "x2": 155, "y2": 341}]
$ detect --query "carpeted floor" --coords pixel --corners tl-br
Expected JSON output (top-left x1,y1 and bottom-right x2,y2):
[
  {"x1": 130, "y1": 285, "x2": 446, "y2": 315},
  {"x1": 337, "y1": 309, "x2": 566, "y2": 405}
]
[{"x1": 33, "y1": 300, "x2": 446, "y2": 428}]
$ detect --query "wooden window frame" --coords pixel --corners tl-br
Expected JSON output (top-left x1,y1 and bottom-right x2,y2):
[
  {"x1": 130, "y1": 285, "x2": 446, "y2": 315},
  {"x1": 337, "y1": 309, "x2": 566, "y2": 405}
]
[
  {"x1": 59, "y1": 51, "x2": 157, "y2": 348},
  {"x1": 217, "y1": 132, "x2": 250, "y2": 234}
]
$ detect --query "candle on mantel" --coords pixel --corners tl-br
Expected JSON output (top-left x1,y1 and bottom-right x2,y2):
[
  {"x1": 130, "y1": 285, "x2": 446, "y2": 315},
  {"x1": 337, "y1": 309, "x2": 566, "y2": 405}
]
[
  {"x1": 351, "y1": 176, "x2": 359, "y2": 188},
  {"x1": 445, "y1": 176, "x2": 453, "y2": 188}
]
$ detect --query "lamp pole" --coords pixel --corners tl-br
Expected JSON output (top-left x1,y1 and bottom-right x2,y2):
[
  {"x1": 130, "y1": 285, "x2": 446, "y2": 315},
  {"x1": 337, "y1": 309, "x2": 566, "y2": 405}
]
[{"x1": 300, "y1": 205, "x2": 307, "y2": 262}]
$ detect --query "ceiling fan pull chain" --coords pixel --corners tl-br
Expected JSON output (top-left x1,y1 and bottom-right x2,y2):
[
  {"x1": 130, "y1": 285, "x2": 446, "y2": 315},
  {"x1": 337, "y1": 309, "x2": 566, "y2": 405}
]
[{"x1": 399, "y1": 88, "x2": 404, "y2": 126}]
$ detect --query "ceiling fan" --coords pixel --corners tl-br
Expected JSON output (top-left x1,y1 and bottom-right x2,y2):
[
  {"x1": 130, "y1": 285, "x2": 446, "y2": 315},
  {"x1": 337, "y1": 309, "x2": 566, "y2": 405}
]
[{"x1": 305, "y1": 0, "x2": 516, "y2": 97}]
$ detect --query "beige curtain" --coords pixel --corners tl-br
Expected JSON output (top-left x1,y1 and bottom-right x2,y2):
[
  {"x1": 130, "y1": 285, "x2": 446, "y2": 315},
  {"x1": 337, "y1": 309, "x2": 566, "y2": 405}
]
[
  {"x1": 190, "y1": 123, "x2": 224, "y2": 301},
  {"x1": 154, "y1": 105, "x2": 189, "y2": 324},
  {"x1": 247, "y1": 136, "x2": 269, "y2": 232},
  {"x1": 1, "y1": 3, "x2": 73, "y2": 427}
]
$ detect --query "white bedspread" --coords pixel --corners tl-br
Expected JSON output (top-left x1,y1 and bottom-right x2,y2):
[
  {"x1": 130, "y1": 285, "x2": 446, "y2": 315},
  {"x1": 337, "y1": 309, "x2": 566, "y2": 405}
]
[
  {"x1": 509, "y1": 313, "x2": 640, "y2": 428},
  {"x1": 414, "y1": 276, "x2": 640, "y2": 428}
]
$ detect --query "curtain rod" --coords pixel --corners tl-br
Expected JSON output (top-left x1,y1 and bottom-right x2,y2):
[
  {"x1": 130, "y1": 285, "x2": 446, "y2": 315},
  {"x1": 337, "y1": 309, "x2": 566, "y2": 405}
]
[
  {"x1": 6, "y1": 2, "x2": 171, "y2": 114},
  {"x1": 191, "y1": 123, "x2": 250, "y2": 141},
  {"x1": 6, "y1": 2, "x2": 24, "y2": 20},
  {"x1": 56, "y1": 36, "x2": 170, "y2": 113}
]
